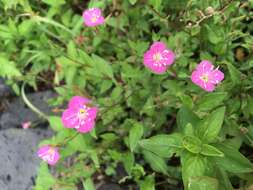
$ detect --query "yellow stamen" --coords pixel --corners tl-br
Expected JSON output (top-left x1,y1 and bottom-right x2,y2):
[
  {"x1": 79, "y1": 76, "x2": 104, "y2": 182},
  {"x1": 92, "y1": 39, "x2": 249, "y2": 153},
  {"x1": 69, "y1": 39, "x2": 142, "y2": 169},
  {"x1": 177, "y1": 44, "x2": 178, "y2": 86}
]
[
  {"x1": 200, "y1": 74, "x2": 209, "y2": 82},
  {"x1": 91, "y1": 17, "x2": 97, "y2": 23},
  {"x1": 153, "y1": 53, "x2": 162, "y2": 62},
  {"x1": 48, "y1": 148, "x2": 55, "y2": 154}
]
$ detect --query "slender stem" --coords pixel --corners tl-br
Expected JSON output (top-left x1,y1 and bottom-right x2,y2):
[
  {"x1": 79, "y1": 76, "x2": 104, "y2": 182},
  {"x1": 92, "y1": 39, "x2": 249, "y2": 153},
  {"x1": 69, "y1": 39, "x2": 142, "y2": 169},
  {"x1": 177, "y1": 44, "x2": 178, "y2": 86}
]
[{"x1": 21, "y1": 82, "x2": 48, "y2": 120}]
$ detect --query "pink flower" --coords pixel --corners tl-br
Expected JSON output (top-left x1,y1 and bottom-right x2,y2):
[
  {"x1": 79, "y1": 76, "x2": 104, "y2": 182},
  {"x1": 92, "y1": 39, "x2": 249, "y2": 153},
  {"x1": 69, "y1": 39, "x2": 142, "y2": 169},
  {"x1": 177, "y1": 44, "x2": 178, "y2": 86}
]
[
  {"x1": 83, "y1": 8, "x2": 105, "y2": 27},
  {"x1": 191, "y1": 60, "x2": 224, "y2": 92},
  {"x1": 37, "y1": 145, "x2": 60, "y2": 165},
  {"x1": 22, "y1": 121, "x2": 31, "y2": 129},
  {"x1": 61, "y1": 96, "x2": 98, "y2": 133},
  {"x1": 143, "y1": 42, "x2": 175, "y2": 74}
]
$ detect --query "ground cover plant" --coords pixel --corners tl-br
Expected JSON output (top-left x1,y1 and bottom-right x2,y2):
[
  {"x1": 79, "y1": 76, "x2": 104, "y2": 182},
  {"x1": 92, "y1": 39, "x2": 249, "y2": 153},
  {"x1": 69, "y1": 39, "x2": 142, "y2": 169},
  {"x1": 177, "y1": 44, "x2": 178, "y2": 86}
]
[{"x1": 1, "y1": 0, "x2": 253, "y2": 189}]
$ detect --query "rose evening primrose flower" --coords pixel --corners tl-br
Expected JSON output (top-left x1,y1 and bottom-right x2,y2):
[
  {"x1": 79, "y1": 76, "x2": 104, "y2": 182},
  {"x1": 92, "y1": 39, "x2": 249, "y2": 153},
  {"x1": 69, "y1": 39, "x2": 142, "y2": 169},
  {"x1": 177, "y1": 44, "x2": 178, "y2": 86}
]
[
  {"x1": 37, "y1": 145, "x2": 60, "y2": 165},
  {"x1": 83, "y1": 8, "x2": 105, "y2": 27},
  {"x1": 62, "y1": 96, "x2": 98, "y2": 133},
  {"x1": 143, "y1": 42, "x2": 175, "y2": 74},
  {"x1": 191, "y1": 60, "x2": 224, "y2": 92}
]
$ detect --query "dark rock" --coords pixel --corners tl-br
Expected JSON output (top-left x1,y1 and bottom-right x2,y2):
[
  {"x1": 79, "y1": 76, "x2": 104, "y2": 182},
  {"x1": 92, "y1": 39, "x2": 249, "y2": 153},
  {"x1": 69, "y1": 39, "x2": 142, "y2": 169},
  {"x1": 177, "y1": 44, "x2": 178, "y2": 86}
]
[
  {"x1": 0, "y1": 91, "x2": 57, "y2": 129},
  {"x1": 0, "y1": 128, "x2": 52, "y2": 190},
  {"x1": 0, "y1": 78, "x2": 13, "y2": 98},
  {"x1": 98, "y1": 183, "x2": 123, "y2": 190}
]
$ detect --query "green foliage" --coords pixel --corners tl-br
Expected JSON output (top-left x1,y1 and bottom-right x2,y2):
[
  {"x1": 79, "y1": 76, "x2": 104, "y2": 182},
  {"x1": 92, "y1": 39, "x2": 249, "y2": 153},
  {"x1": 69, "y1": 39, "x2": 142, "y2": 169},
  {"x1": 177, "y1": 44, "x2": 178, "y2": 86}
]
[{"x1": 1, "y1": 0, "x2": 253, "y2": 189}]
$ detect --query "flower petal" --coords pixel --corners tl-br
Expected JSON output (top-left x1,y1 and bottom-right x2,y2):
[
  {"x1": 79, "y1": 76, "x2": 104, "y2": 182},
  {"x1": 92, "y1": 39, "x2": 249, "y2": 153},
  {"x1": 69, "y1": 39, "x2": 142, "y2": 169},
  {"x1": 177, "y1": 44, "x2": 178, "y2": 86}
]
[
  {"x1": 162, "y1": 49, "x2": 175, "y2": 66},
  {"x1": 68, "y1": 96, "x2": 90, "y2": 109},
  {"x1": 150, "y1": 41, "x2": 166, "y2": 52},
  {"x1": 87, "y1": 107, "x2": 98, "y2": 120},
  {"x1": 77, "y1": 120, "x2": 95, "y2": 133},
  {"x1": 210, "y1": 69, "x2": 224, "y2": 84},
  {"x1": 37, "y1": 145, "x2": 50, "y2": 157},
  {"x1": 191, "y1": 70, "x2": 215, "y2": 92},
  {"x1": 196, "y1": 60, "x2": 214, "y2": 73},
  {"x1": 61, "y1": 108, "x2": 78, "y2": 128}
]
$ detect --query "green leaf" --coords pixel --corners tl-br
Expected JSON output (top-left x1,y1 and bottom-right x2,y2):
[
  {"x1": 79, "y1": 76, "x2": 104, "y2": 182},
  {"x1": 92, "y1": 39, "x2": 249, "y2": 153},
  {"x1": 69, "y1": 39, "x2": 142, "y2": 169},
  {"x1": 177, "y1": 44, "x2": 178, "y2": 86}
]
[
  {"x1": 67, "y1": 41, "x2": 78, "y2": 59},
  {"x1": 226, "y1": 62, "x2": 242, "y2": 85},
  {"x1": 129, "y1": 122, "x2": 144, "y2": 152},
  {"x1": 122, "y1": 152, "x2": 134, "y2": 175},
  {"x1": 188, "y1": 176, "x2": 219, "y2": 190},
  {"x1": 206, "y1": 25, "x2": 223, "y2": 44},
  {"x1": 0, "y1": 56, "x2": 21, "y2": 78},
  {"x1": 149, "y1": 0, "x2": 162, "y2": 10},
  {"x1": 18, "y1": 20, "x2": 34, "y2": 36},
  {"x1": 139, "y1": 175, "x2": 155, "y2": 190},
  {"x1": 177, "y1": 106, "x2": 200, "y2": 133},
  {"x1": 34, "y1": 163, "x2": 56, "y2": 190},
  {"x1": 92, "y1": 54, "x2": 115, "y2": 82},
  {"x1": 183, "y1": 136, "x2": 202, "y2": 154},
  {"x1": 212, "y1": 144, "x2": 253, "y2": 173},
  {"x1": 129, "y1": 0, "x2": 137, "y2": 5},
  {"x1": 216, "y1": 168, "x2": 233, "y2": 190},
  {"x1": 181, "y1": 151, "x2": 206, "y2": 187},
  {"x1": 42, "y1": 0, "x2": 66, "y2": 7},
  {"x1": 82, "y1": 178, "x2": 96, "y2": 190},
  {"x1": 89, "y1": 150, "x2": 100, "y2": 168},
  {"x1": 139, "y1": 133, "x2": 183, "y2": 158},
  {"x1": 195, "y1": 92, "x2": 227, "y2": 111},
  {"x1": 143, "y1": 150, "x2": 168, "y2": 175},
  {"x1": 68, "y1": 134, "x2": 90, "y2": 152},
  {"x1": 200, "y1": 144, "x2": 224, "y2": 157},
  {"x1": 196, "y1": 106, "x2": 226, "y2": 143},
  {"x1": 48, "y1": 116, "x2": 64, "y2": 132}
]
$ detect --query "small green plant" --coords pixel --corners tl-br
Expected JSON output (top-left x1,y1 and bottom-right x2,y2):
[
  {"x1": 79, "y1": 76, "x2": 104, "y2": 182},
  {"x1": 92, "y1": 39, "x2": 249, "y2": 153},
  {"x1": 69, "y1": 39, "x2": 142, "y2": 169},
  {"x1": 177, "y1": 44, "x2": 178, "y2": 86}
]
[{"x1": 1, "y1": 0, "x2": 253, "y2": 189}]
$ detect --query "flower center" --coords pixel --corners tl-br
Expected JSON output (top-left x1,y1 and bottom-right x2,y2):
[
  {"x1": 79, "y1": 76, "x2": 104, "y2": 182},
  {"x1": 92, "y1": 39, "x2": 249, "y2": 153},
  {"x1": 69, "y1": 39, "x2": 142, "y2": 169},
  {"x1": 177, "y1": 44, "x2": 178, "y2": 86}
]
[
  {"x1": 200, "y1": 74, "x2": 209, "y2": 83},
  {"x1": 91, "y1": 17, "x2": 98, "y2": 23},
  {"x1": 48, "y1": 148, "x2": 55, "y2": 155},
  {"x1": 78, "y1": 108, "x2": 87, "y2": 119},
  {"x1": 153, "y1": 53, "x2": 162, "y2": 62}
]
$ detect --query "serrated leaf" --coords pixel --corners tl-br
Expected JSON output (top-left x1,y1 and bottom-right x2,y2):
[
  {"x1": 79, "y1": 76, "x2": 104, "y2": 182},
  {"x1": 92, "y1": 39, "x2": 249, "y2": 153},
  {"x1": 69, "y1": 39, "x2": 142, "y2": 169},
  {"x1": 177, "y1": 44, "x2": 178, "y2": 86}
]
[{"x1": 0, "y1": 56, "x2": 21, "y2": 78}]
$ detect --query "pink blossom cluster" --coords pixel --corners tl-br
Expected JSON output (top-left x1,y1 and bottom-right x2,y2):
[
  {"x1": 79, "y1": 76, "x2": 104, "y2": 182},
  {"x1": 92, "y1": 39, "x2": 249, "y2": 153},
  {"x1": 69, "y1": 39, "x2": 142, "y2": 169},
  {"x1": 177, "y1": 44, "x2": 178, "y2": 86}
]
[
  {"x1": 143, "y1": 42, "x2": 224, "y2": 92},
  {"x1": 36, "y1": 7, "x2": 226, "y2": 166},
  {"x1": 37, "y1": 96, "x2": 97, "y2": 165}
]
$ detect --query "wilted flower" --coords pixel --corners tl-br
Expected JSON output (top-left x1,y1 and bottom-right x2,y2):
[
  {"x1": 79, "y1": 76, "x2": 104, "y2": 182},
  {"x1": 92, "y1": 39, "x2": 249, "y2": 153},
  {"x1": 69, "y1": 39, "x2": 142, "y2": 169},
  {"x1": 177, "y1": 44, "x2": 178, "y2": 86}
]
[
  {"x1": 22, "y1": 121, "x2": 31, "y2": 129},
  {"x1": 61, "y1": 96, "x2": 98, "y2": 133},
  {"x1": 191, "y1": 60, "x2": 224, "y2": 92},
  {"x1": 83, "y1": 8, "x2": 105, "y2": 27},
  {"x1": 37, "y1": 145, "x2": 60, "y2": 165},
  {"x1": 143, "y1": 42, "x2": 175, "y2": 74}
]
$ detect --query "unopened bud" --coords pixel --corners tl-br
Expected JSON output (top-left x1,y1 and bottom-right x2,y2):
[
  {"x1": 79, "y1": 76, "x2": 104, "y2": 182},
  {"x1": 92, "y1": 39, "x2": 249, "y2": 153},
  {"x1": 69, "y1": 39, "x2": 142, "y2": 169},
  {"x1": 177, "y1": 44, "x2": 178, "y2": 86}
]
[{"x1": 205, "y1": 6, "x2": 214, "y2": 15}]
